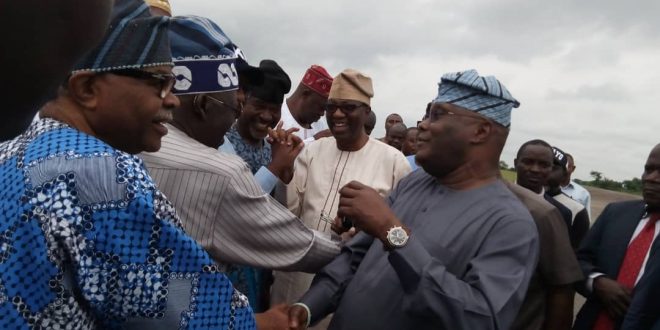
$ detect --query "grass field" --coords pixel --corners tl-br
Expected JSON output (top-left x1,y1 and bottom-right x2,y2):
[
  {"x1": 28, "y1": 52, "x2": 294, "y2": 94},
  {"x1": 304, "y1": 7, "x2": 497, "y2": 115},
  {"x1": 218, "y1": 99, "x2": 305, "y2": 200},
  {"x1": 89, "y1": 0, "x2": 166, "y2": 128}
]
[{"x1": 500, "y1": 169, "x2": 516, "y2": 182}]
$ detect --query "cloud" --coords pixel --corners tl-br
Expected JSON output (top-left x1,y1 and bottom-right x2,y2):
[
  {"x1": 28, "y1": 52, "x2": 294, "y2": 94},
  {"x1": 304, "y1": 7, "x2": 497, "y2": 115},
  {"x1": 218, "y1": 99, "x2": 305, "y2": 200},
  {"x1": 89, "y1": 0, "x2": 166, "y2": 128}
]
[
  {"x1": 171, "y1": 0, "x2": 660, "y2": 181},
  {"x1": 547, "y1": 83, "x2": 631, "y2": 102}
]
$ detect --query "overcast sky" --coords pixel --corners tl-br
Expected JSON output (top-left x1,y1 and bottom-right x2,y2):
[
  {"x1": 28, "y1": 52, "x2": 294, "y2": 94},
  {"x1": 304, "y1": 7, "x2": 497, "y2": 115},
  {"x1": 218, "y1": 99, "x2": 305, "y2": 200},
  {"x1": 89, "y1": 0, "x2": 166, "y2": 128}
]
[{"x1": 173, "y1": 0, "x2": 659, "y2": 181}]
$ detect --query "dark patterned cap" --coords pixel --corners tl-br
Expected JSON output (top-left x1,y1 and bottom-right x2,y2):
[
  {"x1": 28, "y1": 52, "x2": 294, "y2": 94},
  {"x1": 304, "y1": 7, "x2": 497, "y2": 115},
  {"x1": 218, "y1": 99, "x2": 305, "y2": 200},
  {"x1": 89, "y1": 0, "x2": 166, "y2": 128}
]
[{"x1": 72, "y1": 0, "x2": 172, "y2": 73}]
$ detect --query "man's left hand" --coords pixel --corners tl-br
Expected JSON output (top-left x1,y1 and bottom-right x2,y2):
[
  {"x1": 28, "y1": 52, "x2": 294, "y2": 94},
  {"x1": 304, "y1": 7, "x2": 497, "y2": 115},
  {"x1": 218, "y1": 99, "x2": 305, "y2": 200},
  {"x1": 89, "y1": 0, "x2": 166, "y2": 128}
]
[{"x1": 337, "y1": 181, "x2": 402, "y2": 243}]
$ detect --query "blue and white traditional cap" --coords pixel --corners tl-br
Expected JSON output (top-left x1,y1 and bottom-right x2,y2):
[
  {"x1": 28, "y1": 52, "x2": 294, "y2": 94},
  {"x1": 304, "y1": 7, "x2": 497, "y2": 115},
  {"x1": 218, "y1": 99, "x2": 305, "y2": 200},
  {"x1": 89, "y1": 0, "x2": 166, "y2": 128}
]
[
  {"x1": 434, "y1": 69, "x2": 520, "y2": 128},
  {"x1": 72, "y1": 0, "x2": 173, "y2": 73},
  {"x1": 169, "y1": 16, "x2": 249, "y2": 95}
]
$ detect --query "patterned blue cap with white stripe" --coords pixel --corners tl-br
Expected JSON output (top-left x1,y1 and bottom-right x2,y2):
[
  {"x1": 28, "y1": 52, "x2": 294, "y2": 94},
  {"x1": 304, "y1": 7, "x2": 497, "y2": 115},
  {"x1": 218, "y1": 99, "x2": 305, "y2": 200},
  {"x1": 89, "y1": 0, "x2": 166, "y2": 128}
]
[
  {"x1": 72, "y1": 0, "x2": 172, "y2": 73},
  {"x1": 434, "y1": 69, "x2": 520, "y2": 128}
]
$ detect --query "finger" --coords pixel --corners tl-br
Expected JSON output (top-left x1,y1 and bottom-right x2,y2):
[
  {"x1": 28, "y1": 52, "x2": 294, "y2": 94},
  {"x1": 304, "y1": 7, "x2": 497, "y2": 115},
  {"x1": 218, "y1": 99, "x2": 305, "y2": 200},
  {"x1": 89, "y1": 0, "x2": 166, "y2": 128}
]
[
  {"x1": 286, "y1": 131, "x2": 294, "y2": 146},
  {"x1": 331, "y1": 219, "x2": 345, "y2": 235},
  {"x1": 292, "y1": 141, "x2": 304, "y2": 156},
  {"x1": 285, "y1": 127, "x2": 300, "y2": 134},
  {"x1": 338, "y1": 196, "x2": 355, "y2": 209},
  {"x1": 290, "y1": 135, "x2": 303, "y2": 147},
  {"x1": 276, "y1": 121, "x2": 283, "y2": 131},
  {"x1": 344, "y1": 180, "x2": 367, "y2": 189},
  {"x1": 338, "y1": 184, "x2": 360, "y2": 198},
  {"x1": 611, "y1": 298, "x2": 628, "y2": 318}
]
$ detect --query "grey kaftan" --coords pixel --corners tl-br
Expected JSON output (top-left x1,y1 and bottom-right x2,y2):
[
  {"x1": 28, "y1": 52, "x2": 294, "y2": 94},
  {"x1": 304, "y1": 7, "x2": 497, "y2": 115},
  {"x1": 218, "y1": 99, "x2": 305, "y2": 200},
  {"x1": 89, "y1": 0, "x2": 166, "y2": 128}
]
[{"x1": 300, "y1": 171, "x2": 539, "y2": 330}]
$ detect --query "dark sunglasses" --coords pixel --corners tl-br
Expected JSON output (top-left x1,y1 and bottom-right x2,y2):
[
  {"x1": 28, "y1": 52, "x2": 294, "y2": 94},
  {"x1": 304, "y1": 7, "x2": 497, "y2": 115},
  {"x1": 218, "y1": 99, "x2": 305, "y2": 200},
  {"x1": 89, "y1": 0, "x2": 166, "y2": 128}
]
[
  {"x1": 106, "y1": 69, "x2": 176, "y2": 99},
  {"x1": 205, "y1": 95, "x2": 242, "y2": 118},
  {"x1": 324, "y1": 103, "x2": 367, "y2": 114}
]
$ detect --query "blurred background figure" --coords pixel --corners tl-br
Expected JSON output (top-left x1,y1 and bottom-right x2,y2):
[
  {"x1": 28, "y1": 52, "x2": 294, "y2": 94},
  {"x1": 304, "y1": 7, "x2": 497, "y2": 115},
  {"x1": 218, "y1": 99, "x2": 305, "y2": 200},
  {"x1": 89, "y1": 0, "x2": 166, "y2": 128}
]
[{"x1": 0, "y1": 0, "x2": 113, "y2": 140}]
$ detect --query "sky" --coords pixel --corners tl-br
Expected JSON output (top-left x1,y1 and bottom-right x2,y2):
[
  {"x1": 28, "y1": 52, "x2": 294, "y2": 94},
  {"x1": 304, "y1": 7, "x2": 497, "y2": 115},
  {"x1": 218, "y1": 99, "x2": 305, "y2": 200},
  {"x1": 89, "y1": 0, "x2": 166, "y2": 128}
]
[{"x1": 172, "y1": 0, "x2": 659, "y2": 181}]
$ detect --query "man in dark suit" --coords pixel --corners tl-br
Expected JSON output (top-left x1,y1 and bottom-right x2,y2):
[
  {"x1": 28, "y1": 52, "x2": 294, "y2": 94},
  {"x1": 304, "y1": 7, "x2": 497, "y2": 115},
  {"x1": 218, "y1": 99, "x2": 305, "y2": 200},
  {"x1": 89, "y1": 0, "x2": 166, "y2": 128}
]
[{"x1": 574, "y1": 143, "x2": 660, "y2": 330}]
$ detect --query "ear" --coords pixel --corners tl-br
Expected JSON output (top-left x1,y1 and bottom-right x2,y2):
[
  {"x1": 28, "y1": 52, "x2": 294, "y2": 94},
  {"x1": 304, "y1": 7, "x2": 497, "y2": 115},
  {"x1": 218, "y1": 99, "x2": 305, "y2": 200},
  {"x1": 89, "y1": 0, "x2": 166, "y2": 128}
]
[
  {"x1": 67, "y1": 72, "x2": 99, "y2": 109},
  {"x1": 192, "y1": 95, "x2": 208, "y2": 120},
  {"x1": 470, "y1": 120, "x2": 492, "y2": 144}
]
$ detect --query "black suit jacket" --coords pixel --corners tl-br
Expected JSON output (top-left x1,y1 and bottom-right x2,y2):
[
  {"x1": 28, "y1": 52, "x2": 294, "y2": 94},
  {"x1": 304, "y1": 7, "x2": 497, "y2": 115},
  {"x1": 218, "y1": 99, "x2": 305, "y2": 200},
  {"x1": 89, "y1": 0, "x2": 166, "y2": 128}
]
[
  {"x1": 620, "y1": 227, "x2": 660, "y2": 330},
  {"x1": 573, "y1": 200, "x2": 649, "y2": 330}
]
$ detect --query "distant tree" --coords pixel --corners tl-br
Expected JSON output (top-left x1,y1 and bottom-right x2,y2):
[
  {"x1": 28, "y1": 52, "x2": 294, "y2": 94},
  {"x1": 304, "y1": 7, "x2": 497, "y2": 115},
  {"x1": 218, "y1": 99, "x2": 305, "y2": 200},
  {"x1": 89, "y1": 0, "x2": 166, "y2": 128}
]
[
  {"x1": 590, "y1": 171, "x2": 603, "y2": 182},
  {"x1": 622, "y1": 177, "x2": 643, "y2": 193},
  {"x1": 499, "y1": 160, "x2": 510, "y2": 170},
  {"x1": 582, "y1": 171, "x2": 642, "y2": 195}
]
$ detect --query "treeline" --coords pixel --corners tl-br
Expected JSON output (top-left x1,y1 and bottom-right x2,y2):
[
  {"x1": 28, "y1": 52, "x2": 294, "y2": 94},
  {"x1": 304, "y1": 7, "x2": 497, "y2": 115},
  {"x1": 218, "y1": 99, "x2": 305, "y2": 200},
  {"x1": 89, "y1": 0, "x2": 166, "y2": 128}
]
[{"x1": 575, "y1": 171, "x2": 643, "y2": 195}]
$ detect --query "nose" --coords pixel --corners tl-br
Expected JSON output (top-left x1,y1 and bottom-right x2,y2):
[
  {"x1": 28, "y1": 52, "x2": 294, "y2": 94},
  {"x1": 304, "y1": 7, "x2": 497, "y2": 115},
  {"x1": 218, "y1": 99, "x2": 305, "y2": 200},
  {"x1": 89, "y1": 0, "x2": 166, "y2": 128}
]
[
  {"x1": 259, "y1": 110, "x2": 273, "y2": 123},
  {"x1": 163, "y1": 92, "x2": 180, "y2": 109},
  {"x1": 418, "y1": 118, "x2": 430, "y2": 131},
  {"x1": 645, "y1": 169, "x2": 660, "y2": 182},
  {"x1": 529, "y1": 164, "x2": 543, "y2": 173},
  {"x1": 332, "y1": 108, "x2": 348, "y2": 119}
]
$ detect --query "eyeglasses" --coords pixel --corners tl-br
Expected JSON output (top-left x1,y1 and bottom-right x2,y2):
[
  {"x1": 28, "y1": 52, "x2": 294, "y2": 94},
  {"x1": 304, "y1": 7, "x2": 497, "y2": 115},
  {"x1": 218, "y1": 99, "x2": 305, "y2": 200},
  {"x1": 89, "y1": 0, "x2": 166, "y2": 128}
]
[
  {"x1": 427, "y1": 108, "x2": 486, "y2": 122},
  {"x1": 106, "y1": 69, "x2": 176, "y2": 99},
  {"x1": 324, "y1": 103, "x2": 367, "y2": 114},
  {"x1": 205, "y1": 95, "x2": 242, "y2": 118}
]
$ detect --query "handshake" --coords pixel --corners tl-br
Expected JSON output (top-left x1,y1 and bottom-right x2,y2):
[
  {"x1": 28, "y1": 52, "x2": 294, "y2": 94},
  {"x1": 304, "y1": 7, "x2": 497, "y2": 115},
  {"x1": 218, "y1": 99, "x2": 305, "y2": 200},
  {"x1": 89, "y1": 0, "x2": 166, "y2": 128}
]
[{"x1": 255, "y1": 303, "x2": 310, "y2": 330}]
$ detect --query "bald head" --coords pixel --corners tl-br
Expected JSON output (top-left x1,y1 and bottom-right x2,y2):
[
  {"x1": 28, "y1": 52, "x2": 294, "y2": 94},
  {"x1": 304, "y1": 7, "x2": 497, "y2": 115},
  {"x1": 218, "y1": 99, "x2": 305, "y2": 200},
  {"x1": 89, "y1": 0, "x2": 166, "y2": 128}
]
[
  {"x1": 386, "y1": 123, "x2": 407, "y2": 150},
  {"x1": 385, "y1": 113, "x2": 403, "y2": 132}
]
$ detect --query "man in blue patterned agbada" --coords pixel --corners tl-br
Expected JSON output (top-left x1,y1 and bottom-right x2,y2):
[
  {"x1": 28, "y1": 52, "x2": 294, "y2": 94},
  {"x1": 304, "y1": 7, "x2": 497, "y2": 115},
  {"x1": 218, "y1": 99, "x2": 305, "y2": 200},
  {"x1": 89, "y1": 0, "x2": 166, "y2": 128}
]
[{"x1": 0, "y1": 0, "x2": 265, "y2": 328}]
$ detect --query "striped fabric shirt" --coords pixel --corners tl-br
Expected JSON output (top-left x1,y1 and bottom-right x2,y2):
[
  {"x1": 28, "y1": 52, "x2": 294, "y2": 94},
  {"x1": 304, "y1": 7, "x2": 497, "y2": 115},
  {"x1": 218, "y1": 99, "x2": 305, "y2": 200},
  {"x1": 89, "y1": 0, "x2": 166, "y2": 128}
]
[{"x1": 139, "y1": 124, "x2": 340, "y2": 272}]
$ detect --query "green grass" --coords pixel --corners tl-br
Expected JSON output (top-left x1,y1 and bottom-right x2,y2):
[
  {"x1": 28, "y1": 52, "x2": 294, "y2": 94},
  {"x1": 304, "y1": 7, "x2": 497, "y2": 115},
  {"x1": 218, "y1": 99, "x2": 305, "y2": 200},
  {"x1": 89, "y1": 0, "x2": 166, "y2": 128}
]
[{"x1": 500, "y1": 169, "x2": 517, "y2": 183}]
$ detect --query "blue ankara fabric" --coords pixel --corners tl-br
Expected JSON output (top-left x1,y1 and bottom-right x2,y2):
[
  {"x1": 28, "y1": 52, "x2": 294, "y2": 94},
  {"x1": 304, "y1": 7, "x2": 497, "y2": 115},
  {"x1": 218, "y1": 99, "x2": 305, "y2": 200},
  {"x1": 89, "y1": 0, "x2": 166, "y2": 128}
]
[
  {"x1": 0, "y1": 119, "x2": 255, "y2": 329},
  {"x1": 225, "y1": 126, "x2": 271, "y2": 175}
]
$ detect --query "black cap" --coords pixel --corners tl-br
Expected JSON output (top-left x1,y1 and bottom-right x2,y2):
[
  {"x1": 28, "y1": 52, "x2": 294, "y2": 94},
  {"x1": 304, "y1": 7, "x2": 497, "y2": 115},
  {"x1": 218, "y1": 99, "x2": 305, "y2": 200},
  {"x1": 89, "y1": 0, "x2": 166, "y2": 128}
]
[
  {"x1": 552, "y1": 147, "x2": 568, "y2": 171},
  {"x1": 246, "y1": 59, "x2": 291, "y2": 104},
  {"x1": 235, "y1": 56, "x2": 264, "y2": 89}
]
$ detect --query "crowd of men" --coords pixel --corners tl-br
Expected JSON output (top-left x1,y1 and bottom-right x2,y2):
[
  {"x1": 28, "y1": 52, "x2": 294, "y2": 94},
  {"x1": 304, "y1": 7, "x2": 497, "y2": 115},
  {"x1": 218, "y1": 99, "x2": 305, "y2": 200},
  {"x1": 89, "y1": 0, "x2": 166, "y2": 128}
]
[{"x1": 0, "y1": 0, "x2": 658, "y2": 329}]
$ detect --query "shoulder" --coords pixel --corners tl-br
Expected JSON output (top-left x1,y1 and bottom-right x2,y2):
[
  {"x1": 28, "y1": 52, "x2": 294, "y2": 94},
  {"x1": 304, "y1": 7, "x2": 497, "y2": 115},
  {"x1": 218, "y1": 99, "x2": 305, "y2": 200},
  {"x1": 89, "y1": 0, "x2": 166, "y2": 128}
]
[
  {"x1": 141, "y1": 130, "x2": 251, "y2": 178},
  {"x1": 602, "y1": 199, "x2": 645, "y2": 214},
  {"x1": 505, "y1": 181, "x2": 558, "y2": 218},
  {"x1": 365, "y1": 139, "x2": 409, "y2": 161}
]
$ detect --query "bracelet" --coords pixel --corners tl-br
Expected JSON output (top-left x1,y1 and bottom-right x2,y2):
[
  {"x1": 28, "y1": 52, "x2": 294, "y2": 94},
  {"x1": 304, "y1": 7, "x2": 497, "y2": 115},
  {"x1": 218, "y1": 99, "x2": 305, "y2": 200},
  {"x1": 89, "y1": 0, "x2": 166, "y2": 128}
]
[{"x1": 292, "y1": 302, "x2": 311, "y2": 328}]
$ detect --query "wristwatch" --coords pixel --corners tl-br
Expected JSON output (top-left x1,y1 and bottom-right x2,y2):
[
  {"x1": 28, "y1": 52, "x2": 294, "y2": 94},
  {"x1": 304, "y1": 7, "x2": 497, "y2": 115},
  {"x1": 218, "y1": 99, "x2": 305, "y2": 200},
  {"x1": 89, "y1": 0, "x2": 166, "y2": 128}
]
[{"x1": 385, "y1": 226, "x2": 409, "y2": 249}]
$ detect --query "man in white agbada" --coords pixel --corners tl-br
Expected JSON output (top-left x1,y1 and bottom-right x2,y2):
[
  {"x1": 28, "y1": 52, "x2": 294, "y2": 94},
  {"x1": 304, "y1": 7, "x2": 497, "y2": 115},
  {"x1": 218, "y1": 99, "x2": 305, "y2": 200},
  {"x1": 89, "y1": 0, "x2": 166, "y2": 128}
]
[{"x1": 271, "y1": 68, "x2": 411, "y2": 327}]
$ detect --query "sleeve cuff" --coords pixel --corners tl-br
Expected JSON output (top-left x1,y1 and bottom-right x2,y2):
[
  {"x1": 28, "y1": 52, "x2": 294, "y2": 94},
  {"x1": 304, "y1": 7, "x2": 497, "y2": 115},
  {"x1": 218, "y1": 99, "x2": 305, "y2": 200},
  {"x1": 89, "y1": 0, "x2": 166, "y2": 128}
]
[
  {"x1": 254, "y1": 166, "x2": 279, "y2": 193},
  {"x1": 587, "y1": 272, "x2": 606, "y2": 293},
  {"x1": 292, "y1": 302, "x2": 311, "y2": 328}
]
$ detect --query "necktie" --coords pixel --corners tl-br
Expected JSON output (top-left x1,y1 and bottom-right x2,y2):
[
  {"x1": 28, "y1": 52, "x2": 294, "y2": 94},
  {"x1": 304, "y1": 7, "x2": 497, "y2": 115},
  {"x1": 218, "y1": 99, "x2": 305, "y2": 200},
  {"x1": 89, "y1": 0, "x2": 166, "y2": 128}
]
[{"x1": 592, "y1": 213, "x2": 659, "y2": 330}]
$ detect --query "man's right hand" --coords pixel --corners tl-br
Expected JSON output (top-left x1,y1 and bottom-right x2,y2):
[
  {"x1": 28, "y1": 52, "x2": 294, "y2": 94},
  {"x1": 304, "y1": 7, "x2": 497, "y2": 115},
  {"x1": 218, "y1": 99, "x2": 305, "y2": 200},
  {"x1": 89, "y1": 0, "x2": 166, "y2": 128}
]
[
  {"x1": 593, "y1": 276, "x2": 632, "y2": 319},
  {"x1": 288, "y1": 304, "x2": 309, "y2": 330},
  {"x1": 267, "y1": 122, "x2": 304, "y2": 184}
]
